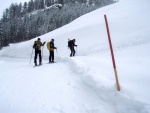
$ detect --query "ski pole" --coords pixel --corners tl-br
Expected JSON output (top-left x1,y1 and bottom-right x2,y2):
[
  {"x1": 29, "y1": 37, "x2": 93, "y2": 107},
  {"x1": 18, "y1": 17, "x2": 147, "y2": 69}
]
[
  {"x1": 56, "y1": 49, "x2": 59, "y2": 62},
  {"x1": 42, "y1": 46, "x2": 44, "y2": 58},
  {"x1": 29, "y1": 49, "x2": 34, "y2": 65},
  {"x1": 76, "y1": 46, "x2": 77, "y2": 55},
  {"x1": 76, "y1": 46, "x2": 77, "y2": 53},
  {"x1": 42, "y1": 42, "x2": 46, "y2": 61}
]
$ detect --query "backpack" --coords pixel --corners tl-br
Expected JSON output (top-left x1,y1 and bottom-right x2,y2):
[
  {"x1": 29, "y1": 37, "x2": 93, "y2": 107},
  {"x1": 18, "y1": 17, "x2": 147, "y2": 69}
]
[
  {"x1": 36, "y1": 41, "x2": 41, "y2": 49},
  {"x1": 47, "y1": 42, "x2": 50, "y2": 50},
  {"x1": 68, "y1": 40, "x2": 72, "y2": 47},
  {"x1": 33, "y1": 41, "x2": 39, "y2": 50}
]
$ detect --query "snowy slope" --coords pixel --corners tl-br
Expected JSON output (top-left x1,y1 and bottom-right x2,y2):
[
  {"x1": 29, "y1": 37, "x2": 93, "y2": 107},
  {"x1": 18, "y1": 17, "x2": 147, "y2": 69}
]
[{"x1": 0, "y1": 0, "x2": 150, "y2": 113}]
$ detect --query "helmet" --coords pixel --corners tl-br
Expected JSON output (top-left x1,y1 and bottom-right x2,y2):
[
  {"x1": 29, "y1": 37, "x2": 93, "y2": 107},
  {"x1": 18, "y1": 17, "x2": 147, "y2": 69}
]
[
  {"x1": 38, "y1": 38, "x2": 40, "y2": 40},
  {"x1": 52, "y1": 39, "x2": 54, "y2": 41},
  {"x1": 73, "y1": 39, "x2": 76, "y2": 42}
]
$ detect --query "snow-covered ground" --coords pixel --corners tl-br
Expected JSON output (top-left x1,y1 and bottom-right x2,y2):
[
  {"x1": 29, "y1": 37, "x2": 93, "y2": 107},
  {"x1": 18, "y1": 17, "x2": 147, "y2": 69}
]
[{"x1": 0, "y1": 0, "x2": 150, "y2": 113}]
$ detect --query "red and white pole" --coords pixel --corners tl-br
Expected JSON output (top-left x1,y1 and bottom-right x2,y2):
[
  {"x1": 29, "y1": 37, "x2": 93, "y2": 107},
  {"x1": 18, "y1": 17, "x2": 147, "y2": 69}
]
[{"x1": 104, "y1": 15, "x2": 120, "y2": 91}]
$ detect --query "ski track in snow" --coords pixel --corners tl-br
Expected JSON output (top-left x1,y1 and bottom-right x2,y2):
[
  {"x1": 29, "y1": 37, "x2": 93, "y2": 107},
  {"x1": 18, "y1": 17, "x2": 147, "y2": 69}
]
[
  {"x1": 59, "y1": 56, "x2": 149, "y2": 113},
  {"x1": 0, "y1": 35, "x2": 150, "y2": 58},
  {"x1": 0, "y1": 36, "x2": 149, "y2": 113},
  {"x1": 0, "y1": 58, "x2": 148, "y2": 113},
  {"x1": 74, "y1": 36, "x2": 150, "y2": 56},
  {"x1": 0, "y1": 58, "x2": 113, "y2": 113}
]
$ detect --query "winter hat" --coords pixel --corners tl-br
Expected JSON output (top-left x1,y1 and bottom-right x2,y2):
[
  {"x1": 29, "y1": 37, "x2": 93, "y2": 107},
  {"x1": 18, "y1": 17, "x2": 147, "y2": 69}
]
[{"x1": 38, "y1": 38, "x2": 40, "y2": 40}]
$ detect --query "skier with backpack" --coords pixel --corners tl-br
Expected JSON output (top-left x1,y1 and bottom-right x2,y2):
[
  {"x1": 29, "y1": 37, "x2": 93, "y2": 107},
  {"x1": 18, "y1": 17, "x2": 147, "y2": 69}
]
[
  {"x1": 68, "y1": 39, "x2": 77, "y2": 57},
  {"x1": 33, "y1": 38, "x2": 45, "y2": 66},
  {"x1": 47, "y1": 39, "x2": 57, "y2": 63}
]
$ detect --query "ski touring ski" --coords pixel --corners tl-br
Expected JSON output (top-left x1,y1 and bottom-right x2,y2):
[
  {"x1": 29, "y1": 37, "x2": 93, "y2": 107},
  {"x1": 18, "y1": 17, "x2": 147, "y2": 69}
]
[
  {"x1": 46, "y1": 62, "x2": 57, "y2": 64},
  {"x1": 33, "y1": 63, "x2": 43, "y2": 68}
]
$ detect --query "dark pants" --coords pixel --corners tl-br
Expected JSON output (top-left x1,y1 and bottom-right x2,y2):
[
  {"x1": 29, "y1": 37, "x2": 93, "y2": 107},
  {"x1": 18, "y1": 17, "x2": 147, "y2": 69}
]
[
  {"x1": 70, "y1": 47, "x2": 75, "y2": 57},
  {"x1": 34, "y1": 50, "x2": 42, "y2": 64},
  {"x1": 49, "y1": 51, "x2": 54, "y2": 62}
]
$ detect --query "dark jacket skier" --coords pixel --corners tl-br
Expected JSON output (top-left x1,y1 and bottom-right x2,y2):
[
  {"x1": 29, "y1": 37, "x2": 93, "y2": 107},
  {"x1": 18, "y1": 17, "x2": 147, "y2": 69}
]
[
  {"x1": 49, "y1": 39, "x2": 57, "y2": 63},
  {"x1": 33, "y1": 38, "x2": 45, "y2": 66},
  {"x1": 68, "y1": 39, "x2": 77, "y2": 57}
]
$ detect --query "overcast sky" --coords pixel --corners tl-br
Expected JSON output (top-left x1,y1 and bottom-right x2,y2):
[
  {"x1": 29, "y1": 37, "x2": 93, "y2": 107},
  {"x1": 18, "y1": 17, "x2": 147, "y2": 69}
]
[{"x1": 0, "y1": 0, "x2": 30, "y2": 18}]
